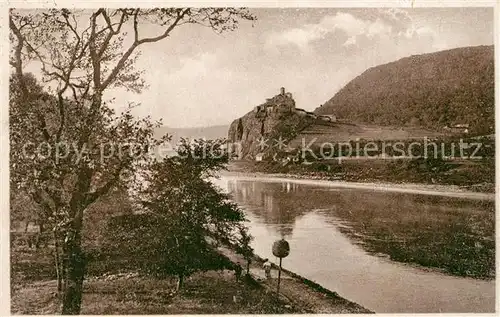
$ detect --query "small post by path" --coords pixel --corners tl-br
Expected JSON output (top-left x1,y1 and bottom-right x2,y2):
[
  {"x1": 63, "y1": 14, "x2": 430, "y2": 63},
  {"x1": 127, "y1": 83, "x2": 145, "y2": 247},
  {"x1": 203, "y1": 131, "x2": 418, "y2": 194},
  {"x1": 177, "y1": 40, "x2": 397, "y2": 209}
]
[
  {"x1": 277, "y1": 257, "x2": 282, "y2": 294},
  {"x1": 272, "y1": 239, "x2": 290, "y2": 296}
]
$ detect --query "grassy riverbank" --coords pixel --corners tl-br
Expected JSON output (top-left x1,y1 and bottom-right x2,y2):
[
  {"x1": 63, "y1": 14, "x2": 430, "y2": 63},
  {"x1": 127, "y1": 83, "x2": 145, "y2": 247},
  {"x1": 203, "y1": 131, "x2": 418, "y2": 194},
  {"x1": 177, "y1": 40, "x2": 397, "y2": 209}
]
[
  {"x1": 12, "y1": 272, "x2": 297, "y2": 314},
  {"x1": 11, "y1": 245, "x2": 297, "y2": 314},
  {"x1": 335, "y1": 201, "x2": 495, "y2": 279},
  {"x1": 11, "y1": 243, "x2": 370, "y2": 314}
]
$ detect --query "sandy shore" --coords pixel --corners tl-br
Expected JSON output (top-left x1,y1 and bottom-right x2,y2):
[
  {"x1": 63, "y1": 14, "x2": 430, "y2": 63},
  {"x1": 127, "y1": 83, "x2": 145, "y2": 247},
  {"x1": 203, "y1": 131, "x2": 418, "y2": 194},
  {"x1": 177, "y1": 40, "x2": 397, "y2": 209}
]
[{"x1": 219, "y1": 171, "x2": 495, "y2": 201}]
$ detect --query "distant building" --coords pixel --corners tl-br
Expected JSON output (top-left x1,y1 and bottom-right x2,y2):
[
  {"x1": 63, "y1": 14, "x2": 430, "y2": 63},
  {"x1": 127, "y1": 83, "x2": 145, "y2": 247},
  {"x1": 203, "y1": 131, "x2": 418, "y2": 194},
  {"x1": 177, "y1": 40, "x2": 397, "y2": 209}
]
[
  {"x1": 319, "y1": 115, "x2": 332, "y2": 122},
  {"x1": 306, "y1": 112, "x2": 317, "y2": 119},
  {"x1": 254, "y1": 87, "x2": 295, "y2": 117},
  {"x1": 255, "y1": 153, "x2": 265, "y2": 162},
  {"x1": 325, "y1": 114, "x2": 337, "y2": 122},
  {"x1": 277, "y1": 103, "x2": 294, "y2": 113},
  {"x1": 470, "y1": 134, "x2": 495, "y2": 140},
  {"x1": 295, "y1": 108, "x2": 307, "y2": 116},
  {"x1": 444, "y1": 123, "x2": 469, "y2": 134}
]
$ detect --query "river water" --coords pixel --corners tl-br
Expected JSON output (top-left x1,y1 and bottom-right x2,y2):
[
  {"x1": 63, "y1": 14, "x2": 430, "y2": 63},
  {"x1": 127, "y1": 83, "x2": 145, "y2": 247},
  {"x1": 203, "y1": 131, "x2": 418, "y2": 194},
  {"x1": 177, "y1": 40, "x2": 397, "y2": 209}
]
[{"x1": 213, "y1": 176, "x2": 495, "y2": 313}]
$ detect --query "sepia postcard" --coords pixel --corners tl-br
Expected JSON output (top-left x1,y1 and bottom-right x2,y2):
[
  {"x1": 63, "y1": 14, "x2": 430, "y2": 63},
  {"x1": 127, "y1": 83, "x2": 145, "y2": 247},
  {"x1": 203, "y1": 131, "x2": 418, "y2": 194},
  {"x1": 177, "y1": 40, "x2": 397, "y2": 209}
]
[{"x1": 3, "y1": 1, "x2": 498, "y2": 315}]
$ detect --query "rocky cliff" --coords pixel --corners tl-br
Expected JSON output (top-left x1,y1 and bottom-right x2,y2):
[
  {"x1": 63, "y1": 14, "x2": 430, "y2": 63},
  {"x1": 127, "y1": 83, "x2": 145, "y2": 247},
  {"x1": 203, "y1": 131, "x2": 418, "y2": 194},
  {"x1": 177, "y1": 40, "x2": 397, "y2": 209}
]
[{"x1": 228, "y1": 89, "x2": 313, "y2": 159}]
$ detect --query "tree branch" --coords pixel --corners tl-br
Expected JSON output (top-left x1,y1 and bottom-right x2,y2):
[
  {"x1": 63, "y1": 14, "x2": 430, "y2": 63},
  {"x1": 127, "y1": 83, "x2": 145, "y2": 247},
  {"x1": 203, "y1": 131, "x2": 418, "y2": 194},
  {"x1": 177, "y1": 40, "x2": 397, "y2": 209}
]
[
  {"x1": 29, "y1": 189, "x2": 54, "y2": 226},
  {"x1": 136, "y1": 9, "x2": 189, "y2": 45},
  {"x1": 34, "y1": 107, "x2": 52, "y2": 141},
  {"x1": 55, "y1": 92, "x2": 66, "y2": 142},
  {"x1": 101, "y1": 8, "x2": 189, "y2": 90},
  {"x1": 98, "y1": 9, "x2": 127, "y2": 58},
  {"x1": 10, "y1": 15, "x2": 52, "y2": 142},
  {"x1": 53, "y1": 11, "x2": 95, "y2": 142},
  {"x1": 89, "y1": 10, "x2": 101, "y2": 92},
  {"x1": 85, "y1": 163, "x2": 125, "y2": 205},
  {"x1": 133, "y1": 9, "x2": 139, "y2": 42},
  {"x1": 9, "y1": 15, "x2": 27, "y2": 95},
  {"x1": 64, "y1": 13, "x2": 80, "y2": 44}
]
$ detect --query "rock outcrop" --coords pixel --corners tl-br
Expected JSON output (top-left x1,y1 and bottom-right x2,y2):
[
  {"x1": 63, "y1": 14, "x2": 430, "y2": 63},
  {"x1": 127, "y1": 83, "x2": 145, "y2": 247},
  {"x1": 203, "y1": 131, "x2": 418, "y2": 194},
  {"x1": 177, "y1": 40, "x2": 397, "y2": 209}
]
[{"x1": 228, "y1": 88, "x2": 313, "y2": 160}]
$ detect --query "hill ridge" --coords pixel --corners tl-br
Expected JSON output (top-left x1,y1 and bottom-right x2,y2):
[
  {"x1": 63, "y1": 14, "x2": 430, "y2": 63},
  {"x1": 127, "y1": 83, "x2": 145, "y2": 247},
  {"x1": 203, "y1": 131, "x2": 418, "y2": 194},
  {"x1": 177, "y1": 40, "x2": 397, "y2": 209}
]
[{"x1": 314, "y1": 45, "x2": 494, "y2": 136}]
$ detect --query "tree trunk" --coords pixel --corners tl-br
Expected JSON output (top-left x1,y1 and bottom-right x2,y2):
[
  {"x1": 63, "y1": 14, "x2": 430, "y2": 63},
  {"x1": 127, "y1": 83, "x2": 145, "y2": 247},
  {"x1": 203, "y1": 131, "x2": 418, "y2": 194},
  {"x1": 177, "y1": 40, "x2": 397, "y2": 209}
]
[
  {"x1": 61, "y1": 234, "x2": 85, "y2": 314},
  {"x1": 61, "y1": 213, "x2": 86, "y2": 315},
  {"x1": 24, "y1": 221, "x2": 32, "y2": 248},
  {"x1": 53, "y1": 230, "x2": 63, "y2": 294},
  {"x1": 35, "y1": 222, "x2": 43, "y2": 249},
  {"x1": 176, "y1": 274, "x2": 184, "y2": 292}
]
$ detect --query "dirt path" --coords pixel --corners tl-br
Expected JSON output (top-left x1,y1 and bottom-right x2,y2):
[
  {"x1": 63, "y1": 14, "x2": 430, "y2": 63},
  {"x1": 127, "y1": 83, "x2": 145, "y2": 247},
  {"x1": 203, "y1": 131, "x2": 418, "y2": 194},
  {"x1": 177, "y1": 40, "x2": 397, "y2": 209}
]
[{"x1": 218, "y1": 246, "x2": 371, "y2": 314}]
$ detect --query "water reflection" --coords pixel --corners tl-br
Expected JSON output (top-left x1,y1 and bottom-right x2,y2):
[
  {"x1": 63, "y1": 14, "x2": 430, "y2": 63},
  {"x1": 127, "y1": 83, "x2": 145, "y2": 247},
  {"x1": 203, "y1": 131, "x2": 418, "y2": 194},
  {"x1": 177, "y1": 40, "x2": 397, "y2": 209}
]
[
  {"x1": 216, "y1": 177, "x2": 495, "y2": 313},
  {"x1": 228, "y1": 181, "x2": 308, "y2": 238}
]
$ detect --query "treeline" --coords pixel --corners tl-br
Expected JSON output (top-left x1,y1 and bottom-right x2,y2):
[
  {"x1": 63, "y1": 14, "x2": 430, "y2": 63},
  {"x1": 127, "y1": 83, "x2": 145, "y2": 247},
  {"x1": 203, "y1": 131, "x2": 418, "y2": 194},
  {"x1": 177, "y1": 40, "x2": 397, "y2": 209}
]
[
  {"x1": 292, "y1": 136, "x2": 495, "y2": 161},
  {"x1": 256, "y1": 136, "x2": 495, "y2": 188}
]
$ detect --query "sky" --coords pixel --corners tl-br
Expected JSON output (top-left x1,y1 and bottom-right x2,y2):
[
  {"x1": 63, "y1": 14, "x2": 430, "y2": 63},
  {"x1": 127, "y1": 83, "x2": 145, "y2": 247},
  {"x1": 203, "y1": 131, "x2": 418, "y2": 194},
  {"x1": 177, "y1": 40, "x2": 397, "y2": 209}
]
[{"x1": 21, "y1": 7, "x2": 496, "y2": 128}]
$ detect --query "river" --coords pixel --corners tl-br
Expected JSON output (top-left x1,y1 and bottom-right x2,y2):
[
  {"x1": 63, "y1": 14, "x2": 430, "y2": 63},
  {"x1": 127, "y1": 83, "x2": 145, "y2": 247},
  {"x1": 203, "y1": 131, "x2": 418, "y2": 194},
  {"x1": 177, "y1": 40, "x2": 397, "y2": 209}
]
[{"x1": 213, "y1": 175, "x2": 495, "y2": 313}]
